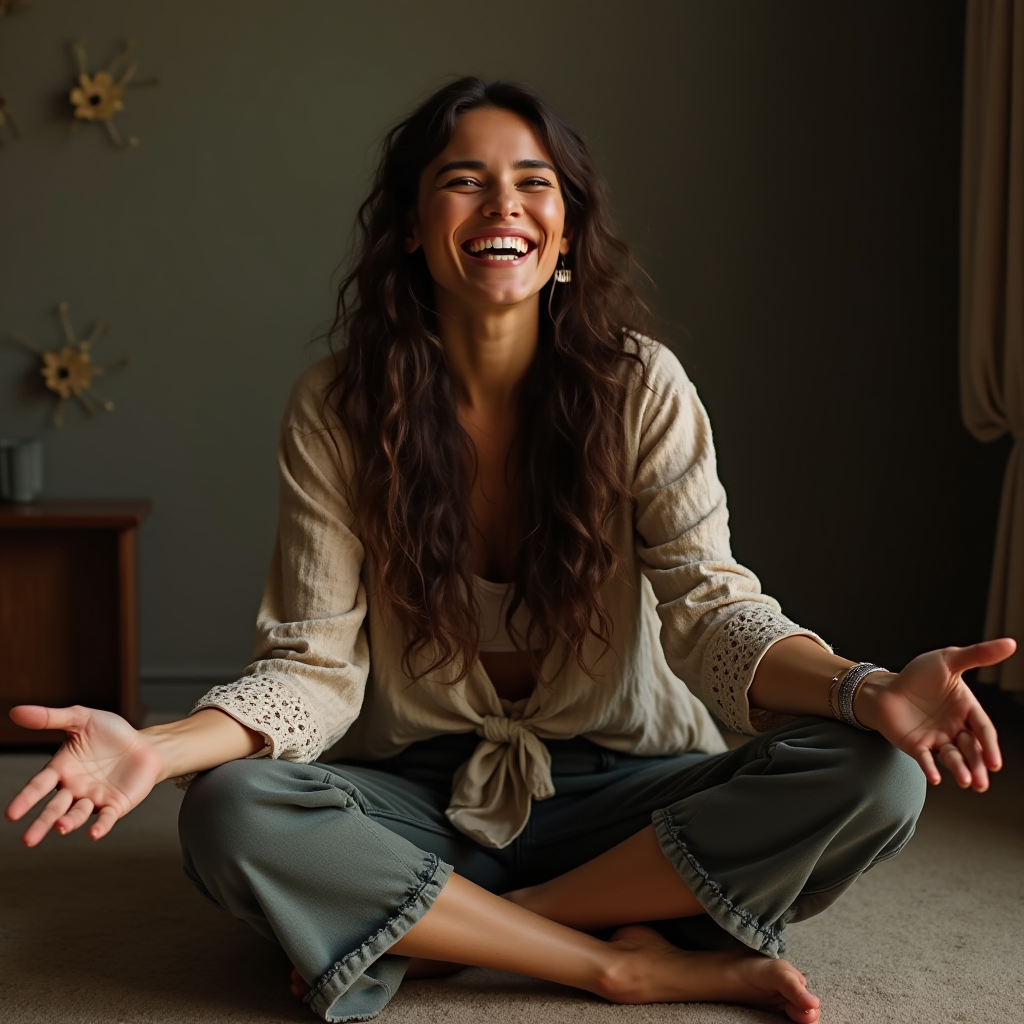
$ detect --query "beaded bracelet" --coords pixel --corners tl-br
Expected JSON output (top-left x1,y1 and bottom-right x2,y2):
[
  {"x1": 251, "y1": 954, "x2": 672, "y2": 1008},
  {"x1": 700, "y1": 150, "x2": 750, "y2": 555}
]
[{"x1": 835, "y1": 663, "x2": 889, "y2": 730}]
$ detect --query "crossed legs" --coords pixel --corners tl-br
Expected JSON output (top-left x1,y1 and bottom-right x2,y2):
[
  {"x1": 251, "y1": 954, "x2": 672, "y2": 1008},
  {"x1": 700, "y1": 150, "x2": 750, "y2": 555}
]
[
  {"x1": 398, "y1": 825, "x2": 820, "y2": 1020},
  {"x1": 185, "y1": 721, "x2": 924, "y2": 1022},
  {"x1": 290, "y1": 823, "x2": 818, "y2": 1020}
]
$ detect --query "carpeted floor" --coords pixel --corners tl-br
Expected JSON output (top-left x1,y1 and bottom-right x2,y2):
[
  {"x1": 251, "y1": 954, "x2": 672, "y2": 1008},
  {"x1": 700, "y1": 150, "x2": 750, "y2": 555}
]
[{"x1": 2, "y1": 713, "x2": 1021, "y2": 1024}]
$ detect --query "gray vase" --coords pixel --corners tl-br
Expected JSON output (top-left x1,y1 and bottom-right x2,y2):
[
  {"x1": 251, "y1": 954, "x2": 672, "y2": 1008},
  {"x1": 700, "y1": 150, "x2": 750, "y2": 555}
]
[{"x1": 0, "y1": 438, "x2": 44, "y2": 503}]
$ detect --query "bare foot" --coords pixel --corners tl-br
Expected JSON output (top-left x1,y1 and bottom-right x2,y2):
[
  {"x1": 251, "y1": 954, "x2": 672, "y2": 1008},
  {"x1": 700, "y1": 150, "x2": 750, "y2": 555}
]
[
  {"x1": 289, "y1": 956, "x2": 465, "y2": 999},
  {"x1": 601, "y1": 925, "x2": 820, "y2": 1023},
  {"x1": 289, "y1": 968, "x2": 311, "y2": 999}
]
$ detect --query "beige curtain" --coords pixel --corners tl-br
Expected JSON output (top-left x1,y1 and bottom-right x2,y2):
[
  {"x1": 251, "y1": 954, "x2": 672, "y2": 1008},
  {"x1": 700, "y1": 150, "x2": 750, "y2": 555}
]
[{"x1": 961, "y1": 0, "x2": 1024, "y2": 691}]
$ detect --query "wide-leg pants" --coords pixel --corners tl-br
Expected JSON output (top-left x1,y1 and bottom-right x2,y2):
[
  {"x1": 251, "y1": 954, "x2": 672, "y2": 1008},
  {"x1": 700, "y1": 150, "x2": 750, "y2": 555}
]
[{"x1": 178, "y1": 718, "x2": 926, "y2": 1023}]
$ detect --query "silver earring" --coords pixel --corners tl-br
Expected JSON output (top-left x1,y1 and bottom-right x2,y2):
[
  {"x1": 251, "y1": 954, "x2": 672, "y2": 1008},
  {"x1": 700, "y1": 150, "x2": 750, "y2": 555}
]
[{"x1": 554, "y1": 257, "x2": 571, "y2": 284}]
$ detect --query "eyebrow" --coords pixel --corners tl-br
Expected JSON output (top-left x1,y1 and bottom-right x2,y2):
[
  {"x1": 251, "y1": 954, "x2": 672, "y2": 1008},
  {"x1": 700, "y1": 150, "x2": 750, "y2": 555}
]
[{"x1": 433, "y1": 158, "x2": 556, "y2": 180}]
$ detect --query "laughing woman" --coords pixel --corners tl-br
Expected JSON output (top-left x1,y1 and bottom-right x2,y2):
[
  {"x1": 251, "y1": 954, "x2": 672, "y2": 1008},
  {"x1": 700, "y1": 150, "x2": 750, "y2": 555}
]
[{"x1": 6, "y1": 78, "x2": 1015, "y2": 1023}]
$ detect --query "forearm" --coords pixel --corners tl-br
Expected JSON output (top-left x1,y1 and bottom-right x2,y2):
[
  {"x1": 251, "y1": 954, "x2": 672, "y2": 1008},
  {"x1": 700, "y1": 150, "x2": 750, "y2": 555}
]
[
  {"x1": 143, "y1": 708, "x2": 265, "y2": 782},
  {"x1": 747, "y1": 635, "x2": 896, "y2": 726}
]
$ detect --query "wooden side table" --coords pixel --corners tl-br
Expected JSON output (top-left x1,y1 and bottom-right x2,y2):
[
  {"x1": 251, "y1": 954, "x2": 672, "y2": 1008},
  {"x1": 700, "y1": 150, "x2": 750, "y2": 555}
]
[{"x1": 0, "y1": 500, "x2": 151, "y2": 747}]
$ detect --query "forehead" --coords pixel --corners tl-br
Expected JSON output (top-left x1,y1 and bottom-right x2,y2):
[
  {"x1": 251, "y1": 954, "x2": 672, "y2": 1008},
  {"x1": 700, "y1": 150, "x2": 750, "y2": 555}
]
[{"x1": 429, "y1": 107, "x2": 555, "y2": 169}]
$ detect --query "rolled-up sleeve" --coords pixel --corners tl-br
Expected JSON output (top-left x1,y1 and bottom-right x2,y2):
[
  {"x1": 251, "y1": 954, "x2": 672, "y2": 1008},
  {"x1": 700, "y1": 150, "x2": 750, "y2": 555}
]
[
  {"x1": 189, "y1": 359, "x2": 369, "y2": 763},
  {"x1": 631, "y1": 343, "x2": 829, "y2": 734}
]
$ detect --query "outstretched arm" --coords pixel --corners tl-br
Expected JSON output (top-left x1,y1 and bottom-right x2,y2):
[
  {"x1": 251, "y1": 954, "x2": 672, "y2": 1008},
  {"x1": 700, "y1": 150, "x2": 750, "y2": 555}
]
[
  {"x1": 748, "y1": 635, "x2": 1016, "y2": 792},
  {"x1": 5, "y1": 705, "x2": 263, "y2": 846}
]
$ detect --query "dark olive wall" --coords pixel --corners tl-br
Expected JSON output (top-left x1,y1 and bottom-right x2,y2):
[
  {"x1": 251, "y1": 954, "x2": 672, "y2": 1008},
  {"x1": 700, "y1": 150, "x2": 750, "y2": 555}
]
[{"x1": 0, "y1": 1, "x2": 1006, "y2": 695}]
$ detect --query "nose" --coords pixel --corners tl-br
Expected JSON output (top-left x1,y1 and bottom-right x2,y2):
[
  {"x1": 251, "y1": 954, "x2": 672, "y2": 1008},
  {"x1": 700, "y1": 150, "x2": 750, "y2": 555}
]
[{"x1": 482, "y1": 181, "x2": 520, "y2": 219}]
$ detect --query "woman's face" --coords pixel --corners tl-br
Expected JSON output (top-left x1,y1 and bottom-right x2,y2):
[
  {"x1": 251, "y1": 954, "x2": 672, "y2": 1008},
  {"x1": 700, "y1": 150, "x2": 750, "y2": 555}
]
[{"x1": 408, "y1": 106, "x2": 571, "y2": 311}]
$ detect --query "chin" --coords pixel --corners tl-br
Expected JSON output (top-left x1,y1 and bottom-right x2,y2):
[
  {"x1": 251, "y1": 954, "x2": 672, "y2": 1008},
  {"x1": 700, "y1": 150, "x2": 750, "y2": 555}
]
[{"x1": 471, "y1": 280, "x2": 544, "y2": 307}]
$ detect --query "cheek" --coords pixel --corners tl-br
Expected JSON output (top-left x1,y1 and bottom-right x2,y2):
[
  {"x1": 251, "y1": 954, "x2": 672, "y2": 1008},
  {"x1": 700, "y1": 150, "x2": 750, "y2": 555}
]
[
  {"x1": 535, "y1": 196, "x2": 567, "y2": 244},
  {"x1": 422, "y1": 195, "x2": 469, "y2": 235},
  {"x1": 418, "y1": 204, "x2": 469, "y2": 271}
]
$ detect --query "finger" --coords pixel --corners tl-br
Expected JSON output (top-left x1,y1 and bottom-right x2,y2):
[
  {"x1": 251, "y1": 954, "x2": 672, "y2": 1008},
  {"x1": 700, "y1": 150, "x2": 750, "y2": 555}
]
[
  {"x1": 938, "y1": 742, "x2": 972, "y2": 789},
  {"x1": 916, "y1": 747, "x2": 942, "y2": 786},
  {"x1": 5, "y1": 766, "x2": 60, "y2": 821},
  {"x1": 956, "y1": 732, "x2": 989, "y2": 792},
  {"x1": 56, "y1": 798, "x2": 95, "y2": 835},
  {"x1": 967, "y1": 703, "x2": 1002, "y2": 772},
  {"x1": 22, "y1": 788, "x2": 75, "y2": 847},
  {"x1": 944, "y1": 638, "x2": 1018, "y2": 675},
  {"x1": 8, "y1": 704, "x2": 90, "y2": 733},
  {"x1": 89, "y1": 805, "x2": 119, "y2": 841}
]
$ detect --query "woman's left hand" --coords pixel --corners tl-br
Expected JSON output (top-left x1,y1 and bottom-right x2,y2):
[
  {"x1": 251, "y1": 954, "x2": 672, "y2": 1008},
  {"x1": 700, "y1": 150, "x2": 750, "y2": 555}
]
[{"x1": 856, "y1": 637, "x2": 1016, "y2": 791}]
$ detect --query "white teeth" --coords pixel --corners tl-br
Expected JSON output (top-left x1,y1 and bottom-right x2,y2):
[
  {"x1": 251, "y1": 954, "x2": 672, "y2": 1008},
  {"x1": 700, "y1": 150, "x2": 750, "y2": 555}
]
[{"x1": 466, "y1": 236, "x2": 531, "y2": 254}]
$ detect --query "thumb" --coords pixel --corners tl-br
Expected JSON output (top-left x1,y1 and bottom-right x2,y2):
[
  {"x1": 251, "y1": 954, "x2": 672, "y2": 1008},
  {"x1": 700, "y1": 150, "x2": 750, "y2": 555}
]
[
  {"x1": 8, "y1": 705, "x2": 91, "y2": 733},
  {"x1": 944, "y1": 638, "x2": 1018, "y2": 675}
]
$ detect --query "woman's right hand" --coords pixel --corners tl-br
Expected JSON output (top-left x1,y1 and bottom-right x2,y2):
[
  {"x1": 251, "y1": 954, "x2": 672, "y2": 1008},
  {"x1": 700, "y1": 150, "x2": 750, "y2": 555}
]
[{"x1": 4, "y1": 705, "x2": 164, "y2": 846}]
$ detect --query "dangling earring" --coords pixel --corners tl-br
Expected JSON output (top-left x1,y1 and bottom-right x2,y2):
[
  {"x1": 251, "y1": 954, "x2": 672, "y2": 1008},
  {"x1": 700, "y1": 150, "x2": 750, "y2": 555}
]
[{"x1": 554, "y1": 256, "x2": 571, "y2": 284}]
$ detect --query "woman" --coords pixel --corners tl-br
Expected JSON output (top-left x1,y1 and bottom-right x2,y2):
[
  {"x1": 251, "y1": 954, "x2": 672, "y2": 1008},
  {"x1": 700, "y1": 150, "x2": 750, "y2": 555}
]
[{"x1": 6, "y1": 78, "x2": 1014, "y2": 1023}]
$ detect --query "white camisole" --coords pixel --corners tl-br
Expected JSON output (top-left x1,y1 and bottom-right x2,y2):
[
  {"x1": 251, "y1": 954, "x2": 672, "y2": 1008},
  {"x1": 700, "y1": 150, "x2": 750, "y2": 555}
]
[{"x1": 472, "y1": 575, "x2": 540, "y2": 652}]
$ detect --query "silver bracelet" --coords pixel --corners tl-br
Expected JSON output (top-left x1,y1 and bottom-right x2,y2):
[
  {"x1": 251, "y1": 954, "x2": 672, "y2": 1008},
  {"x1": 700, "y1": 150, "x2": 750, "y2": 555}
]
[{"x1": 836, "y1": 663, "x2": 888, "y2": 730}]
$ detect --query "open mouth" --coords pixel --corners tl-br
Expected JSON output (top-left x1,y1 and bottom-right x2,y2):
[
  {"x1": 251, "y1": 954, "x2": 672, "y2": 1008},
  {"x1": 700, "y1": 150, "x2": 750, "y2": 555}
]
[{"x1": 461, "y1": 236, "x2": 536, "y2": 262}]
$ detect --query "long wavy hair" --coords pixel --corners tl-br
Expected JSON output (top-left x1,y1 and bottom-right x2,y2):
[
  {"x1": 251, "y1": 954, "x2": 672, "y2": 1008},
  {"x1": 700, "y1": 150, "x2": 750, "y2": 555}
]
[{"x1": 326, "y1": 77, "x2": 653, "y2": 683}]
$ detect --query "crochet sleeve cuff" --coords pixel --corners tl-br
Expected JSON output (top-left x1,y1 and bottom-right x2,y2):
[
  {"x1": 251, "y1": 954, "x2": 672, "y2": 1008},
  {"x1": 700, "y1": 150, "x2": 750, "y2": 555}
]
[
  {"x1": 704, "y1": 605, "x2": 831, "y2": 734},
  {"x1": 170, "y1": 675, "x2": 324, "y2": 789}
]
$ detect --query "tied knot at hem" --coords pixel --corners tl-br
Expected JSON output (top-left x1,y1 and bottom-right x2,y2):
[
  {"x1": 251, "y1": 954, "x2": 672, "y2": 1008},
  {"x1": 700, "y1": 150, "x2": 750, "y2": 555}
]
[
  {"x1": 479, "y1": 714, "x2": 555, "y2": 800},
  {"x1": 481, "y1": 713, "x2": 527, "y2": 745},
  {"x1": 444, "y1": 712, "x2": 557, "y2": 848}
]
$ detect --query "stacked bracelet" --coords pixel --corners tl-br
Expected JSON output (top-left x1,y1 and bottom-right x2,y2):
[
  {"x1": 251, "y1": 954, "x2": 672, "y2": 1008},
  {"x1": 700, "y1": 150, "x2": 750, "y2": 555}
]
[{"x1": 834, "y1": 663, "x2": 888, "y2": 730}]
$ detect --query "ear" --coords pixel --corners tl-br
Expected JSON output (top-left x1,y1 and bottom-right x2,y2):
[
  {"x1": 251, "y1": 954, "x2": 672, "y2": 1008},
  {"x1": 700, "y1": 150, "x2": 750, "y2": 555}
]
[
  {"x1": 405, "y1": 212, "x2": 421, "y2": 254},
  {"x1": 558, "y1": 231, "x2": 571, "y2": 256}
]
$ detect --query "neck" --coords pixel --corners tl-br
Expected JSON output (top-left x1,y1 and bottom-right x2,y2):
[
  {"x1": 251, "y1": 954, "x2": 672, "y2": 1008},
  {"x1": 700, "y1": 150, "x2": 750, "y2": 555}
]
[{"x1": 434, "y1": 288, "x2": 540, "y2": 415}]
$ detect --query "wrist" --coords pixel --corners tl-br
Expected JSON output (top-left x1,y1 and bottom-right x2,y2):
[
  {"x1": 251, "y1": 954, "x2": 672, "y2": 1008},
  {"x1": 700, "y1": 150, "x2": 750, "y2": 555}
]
[
  {"x1": 140, "y1": 719, "x2": 191, "y2": 783},
  {"x1": 851, "y1": 671, "x2": 898, "y2": 731},
  {"x1": 142, "y1": 708, "x2": 265, "y2": 782}
]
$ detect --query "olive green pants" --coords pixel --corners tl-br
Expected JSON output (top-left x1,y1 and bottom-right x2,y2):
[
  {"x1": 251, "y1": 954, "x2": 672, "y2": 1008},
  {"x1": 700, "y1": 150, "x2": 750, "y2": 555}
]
[{"x1": 178, "y1": 718, "x2": 926, "y2": 1022}]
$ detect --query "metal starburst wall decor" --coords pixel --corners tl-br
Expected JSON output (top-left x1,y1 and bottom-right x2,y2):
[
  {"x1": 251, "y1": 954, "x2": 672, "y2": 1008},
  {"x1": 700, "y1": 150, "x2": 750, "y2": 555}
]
[
  {"x1": 69, "y1": 38, "x2": 157, "y2": 148},
  {"x1": 13, "y1": 302, "x2": 128, "y2": 426}
]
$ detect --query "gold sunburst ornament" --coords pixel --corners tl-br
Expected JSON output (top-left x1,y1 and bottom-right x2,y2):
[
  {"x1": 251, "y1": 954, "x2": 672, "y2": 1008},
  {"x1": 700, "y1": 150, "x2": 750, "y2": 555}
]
[
  {"x1": 69, "y1": 38, "x2": 157, "y2": 147},
  {"x1": 12, "y1": 302, "x2": 128, "y2": 426}
]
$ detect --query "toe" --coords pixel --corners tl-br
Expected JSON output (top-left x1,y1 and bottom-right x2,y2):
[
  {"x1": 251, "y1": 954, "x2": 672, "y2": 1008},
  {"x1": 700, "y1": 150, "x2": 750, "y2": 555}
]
[
  {"x1": 777, "y1": 965, "x2": 817, "y2": 1007},
  {"x1": 785, "y1": 1005, "x2": 819, "y2": 1023},
  {"x1": 289, "y1": 966, "x2": 311, "y2": 999}
]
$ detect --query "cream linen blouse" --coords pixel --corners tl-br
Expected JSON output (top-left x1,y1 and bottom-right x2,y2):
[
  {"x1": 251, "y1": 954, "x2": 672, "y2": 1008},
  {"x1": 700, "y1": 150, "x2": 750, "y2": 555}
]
[{"x1": 188, "y1": 339, "x2": 828, "y2": 849}]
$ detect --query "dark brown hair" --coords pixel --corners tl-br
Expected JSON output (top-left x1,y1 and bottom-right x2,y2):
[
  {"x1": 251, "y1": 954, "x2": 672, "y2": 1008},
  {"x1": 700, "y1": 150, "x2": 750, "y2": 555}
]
[{"x1": 326, "y1": 77, "x2": 652, "y2": 682}]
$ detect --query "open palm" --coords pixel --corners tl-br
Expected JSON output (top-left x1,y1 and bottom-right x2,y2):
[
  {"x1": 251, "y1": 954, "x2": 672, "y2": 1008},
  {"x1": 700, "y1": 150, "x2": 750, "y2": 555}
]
[
  {"x1": 868, "y1": 639, "x2": 1014, "y2": 791},
  {"x1": 4, "y1": 705, "x2": 163, "y2": 846}
]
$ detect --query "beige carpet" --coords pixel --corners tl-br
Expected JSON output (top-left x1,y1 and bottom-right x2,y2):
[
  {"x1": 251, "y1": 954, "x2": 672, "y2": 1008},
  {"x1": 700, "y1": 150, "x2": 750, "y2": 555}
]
[{"x1": 2, "y1": 716, "x2": 1021, "y2": 1024}]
